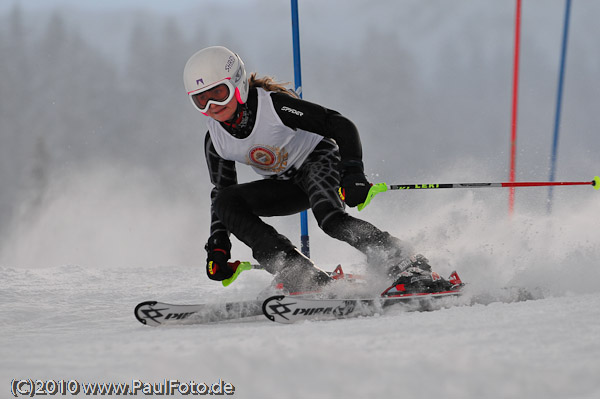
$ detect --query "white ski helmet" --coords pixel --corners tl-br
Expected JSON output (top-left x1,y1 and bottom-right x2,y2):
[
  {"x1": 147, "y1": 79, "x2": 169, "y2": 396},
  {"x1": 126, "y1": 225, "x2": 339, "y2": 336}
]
[{"x1": 183, "y1": 46, "x2": 249, "y2": 113}]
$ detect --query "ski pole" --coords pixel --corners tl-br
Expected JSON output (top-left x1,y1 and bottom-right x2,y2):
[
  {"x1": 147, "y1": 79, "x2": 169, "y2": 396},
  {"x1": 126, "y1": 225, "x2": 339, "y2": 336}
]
[{"x1": 357, "y1": 176, "x2": 600, "y2": 211}]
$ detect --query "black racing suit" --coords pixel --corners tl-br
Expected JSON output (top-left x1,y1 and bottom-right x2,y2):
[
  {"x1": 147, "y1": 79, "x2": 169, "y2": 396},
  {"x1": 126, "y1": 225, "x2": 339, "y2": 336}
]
[{"x1": 204, "y1": 87, "x2": 403, "y2": 273}]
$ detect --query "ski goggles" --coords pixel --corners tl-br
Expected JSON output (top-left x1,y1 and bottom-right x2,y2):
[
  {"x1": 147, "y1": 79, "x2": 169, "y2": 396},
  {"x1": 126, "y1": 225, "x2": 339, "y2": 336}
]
[{"x1": 188, "y1": 79, "x2": 235, "y2": 114}]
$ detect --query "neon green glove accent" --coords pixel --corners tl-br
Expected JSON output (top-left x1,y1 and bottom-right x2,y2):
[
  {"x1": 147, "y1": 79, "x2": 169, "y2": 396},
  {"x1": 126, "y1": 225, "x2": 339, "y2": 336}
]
[
  {"x1": 357, "y1": 183, "x2": 388, "y2": 211},
  {"x1": 222, "y1": 261, "x2": 253, "y2": 287},
  {"x1": 594, "y1": 176, "x2": 600, "y2": 190}
]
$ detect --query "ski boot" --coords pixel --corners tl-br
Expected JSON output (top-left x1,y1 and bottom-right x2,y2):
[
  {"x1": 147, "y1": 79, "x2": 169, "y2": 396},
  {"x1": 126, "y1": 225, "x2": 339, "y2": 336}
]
[
  {"x1": 382, "y1": 254, "x2": 456, "y2": 296},
  {"x1": 252, "y1": 232, "x2": 332, "y2": 295},
  {"x1": 362, "y1": 231, "x2": 415, "y2": 275},
  {"x1": 260, "y1": 248, "x2": 332, "y2": 295},
  {"x1": 386, "y1": 254, "x2": 431, "y2": 278}
]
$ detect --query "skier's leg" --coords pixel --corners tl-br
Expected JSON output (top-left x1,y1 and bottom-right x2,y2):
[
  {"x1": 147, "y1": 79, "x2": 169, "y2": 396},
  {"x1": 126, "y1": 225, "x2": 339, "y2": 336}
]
[
  {"x1": 212, "y1": 179, "x2": 330, "y2": 291},
  {"x1": 294, "y1": 139, "x2": 418, "y2": 276},
  {"x1": 212, "y1": 178, "x2": 306, "y2": 249},
  {"x1": 292, "y1": 139, "x2": 449, "y2": 292}
]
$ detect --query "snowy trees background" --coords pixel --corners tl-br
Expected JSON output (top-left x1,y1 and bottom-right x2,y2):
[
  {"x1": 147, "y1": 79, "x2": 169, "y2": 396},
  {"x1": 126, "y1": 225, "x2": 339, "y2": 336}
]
[{"x1": 1, "y1": 0, "x2": 598, "y2": 268}]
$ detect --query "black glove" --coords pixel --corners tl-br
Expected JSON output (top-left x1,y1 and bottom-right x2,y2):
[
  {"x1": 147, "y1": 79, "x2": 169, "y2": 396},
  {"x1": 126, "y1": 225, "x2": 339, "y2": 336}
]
[
  {"x1": 205, "y1": 233, "x2": 234, "y2": 281},
  {"x1": 339, "y1": 160, "x2": 372, "y2": 208}
]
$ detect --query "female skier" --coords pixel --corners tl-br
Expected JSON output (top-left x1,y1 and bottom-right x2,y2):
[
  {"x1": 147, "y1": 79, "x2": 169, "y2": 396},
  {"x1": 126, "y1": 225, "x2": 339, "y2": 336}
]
[{"x1": 184, "y1": 46, "x2": 439, "y2": 293}]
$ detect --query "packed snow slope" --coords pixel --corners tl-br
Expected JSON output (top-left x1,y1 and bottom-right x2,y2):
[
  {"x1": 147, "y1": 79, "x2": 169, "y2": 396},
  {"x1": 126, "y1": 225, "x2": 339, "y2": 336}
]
[
  {"x1": 2, "y1": 267, "x2": 600, "y2": 399},
  {"x1": 2, "y1": 191, "x2": 600, "y2": 399}
]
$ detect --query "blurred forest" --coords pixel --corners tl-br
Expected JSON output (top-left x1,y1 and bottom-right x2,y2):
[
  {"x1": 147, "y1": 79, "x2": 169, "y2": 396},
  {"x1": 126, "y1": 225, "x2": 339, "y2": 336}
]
[{"x1": 1, "y1": 0, "x2": 598, "y2": 267}]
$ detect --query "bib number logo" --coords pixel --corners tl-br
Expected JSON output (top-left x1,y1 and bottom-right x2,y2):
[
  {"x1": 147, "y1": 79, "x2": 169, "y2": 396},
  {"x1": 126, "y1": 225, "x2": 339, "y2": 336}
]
[
  {"x1": 249, "y1": 146, "x2": 276, "y2": 166},
  {"x1": 247, "y1": 145, "x2": 288, "y2": 173}
]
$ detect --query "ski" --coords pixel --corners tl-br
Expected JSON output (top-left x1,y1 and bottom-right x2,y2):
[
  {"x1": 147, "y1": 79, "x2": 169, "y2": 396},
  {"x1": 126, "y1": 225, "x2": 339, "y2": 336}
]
[
  {"x1": 134, "y1": 266, "x2": 545, "y2": 326},
  {"x1": 134, "y1": 268, "x2": 468, "y2": 326},
  {"x1": 134, "y1": 299, "x2": 264, "y2": 326},
  {"x1": 262, "y1": 288, "x2": 464, "y2": 324},
  {"x1": 133, "y1": 265, "x2": 365, "y2": 327}
]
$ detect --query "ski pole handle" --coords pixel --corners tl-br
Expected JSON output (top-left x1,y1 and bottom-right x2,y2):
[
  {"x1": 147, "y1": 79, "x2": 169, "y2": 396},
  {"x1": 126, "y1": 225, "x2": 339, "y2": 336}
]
[
  {"x1": 357, "y1": 183, "x2": 388, "y2": 211},
  {"x1": 222, "y1": 261, "x2": 253, "y2": 287},
  {"x1": 357, "y1": 176, "x2": 599, "y2": 211}
]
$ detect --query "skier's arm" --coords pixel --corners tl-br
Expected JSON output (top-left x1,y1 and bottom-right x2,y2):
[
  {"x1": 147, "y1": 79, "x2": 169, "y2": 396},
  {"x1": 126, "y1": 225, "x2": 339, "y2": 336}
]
[
  {"x1": 270, "y1": 93, "x2": 371, "y2": 207},
  {"x1": 204, "y1": 133, "x2": 237, "y2": 280},
  {"x1": 270, "y1": 92, "x2": 363, "y2": 165},
  {"x1": 204, "y1": 132, "x2": 237, "y2": 237}
]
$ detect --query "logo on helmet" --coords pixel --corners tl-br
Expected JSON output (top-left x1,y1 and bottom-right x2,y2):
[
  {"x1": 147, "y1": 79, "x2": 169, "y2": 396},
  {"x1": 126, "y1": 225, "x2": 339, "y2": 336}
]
[
  {"x1": 196, "y1": 78, "x2": 204, "y2": 86},
  {"x1": 225, "y1": 56, "x2": 235, "y2": 72},
  {"x1": 232, "y1": 65, "x2": 243, "y2": 85}
]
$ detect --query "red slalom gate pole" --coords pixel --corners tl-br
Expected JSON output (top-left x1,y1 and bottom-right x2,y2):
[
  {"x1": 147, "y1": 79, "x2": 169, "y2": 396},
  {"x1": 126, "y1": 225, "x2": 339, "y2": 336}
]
[{"x1": 509, "y1": 0, "x2": 523, "y2": 215}]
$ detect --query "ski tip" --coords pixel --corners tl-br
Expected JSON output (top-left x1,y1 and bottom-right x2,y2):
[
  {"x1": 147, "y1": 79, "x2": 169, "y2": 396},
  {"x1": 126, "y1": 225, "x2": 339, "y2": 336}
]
[
  {"x1": 262, "y1": 295, "x2": 287, "y2": 322},
  {"x1": 134, "y1": 301, "x2": 158, "y2": 326}
]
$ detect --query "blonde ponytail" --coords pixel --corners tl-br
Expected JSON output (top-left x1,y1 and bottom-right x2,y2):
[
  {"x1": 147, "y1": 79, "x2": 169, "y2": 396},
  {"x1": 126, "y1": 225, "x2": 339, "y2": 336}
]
[{"x1": 248, "y1": 73, "x2": 299, "y2": 98}]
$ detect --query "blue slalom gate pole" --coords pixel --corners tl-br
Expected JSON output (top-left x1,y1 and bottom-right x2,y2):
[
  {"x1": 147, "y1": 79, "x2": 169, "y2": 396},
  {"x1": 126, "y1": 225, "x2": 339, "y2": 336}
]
[
  {"x1": 290, "y1": 0, "x2": 310, "y2": 257},
  {"x1": 548, "y1": 0, "x2": 572, "y2": 213}
]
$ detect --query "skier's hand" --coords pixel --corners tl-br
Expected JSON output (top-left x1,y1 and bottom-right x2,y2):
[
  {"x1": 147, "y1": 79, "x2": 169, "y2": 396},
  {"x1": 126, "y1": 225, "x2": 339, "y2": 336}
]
[
  {"x1": 206, "y1": 249, "x2": 235, "y2": 281},
  {"x1": 205, "y1": 234, "x2": 234, "y2": 281},
  {"x1": 339, "y1": 161, "x2": 372, "y2": 208}
]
